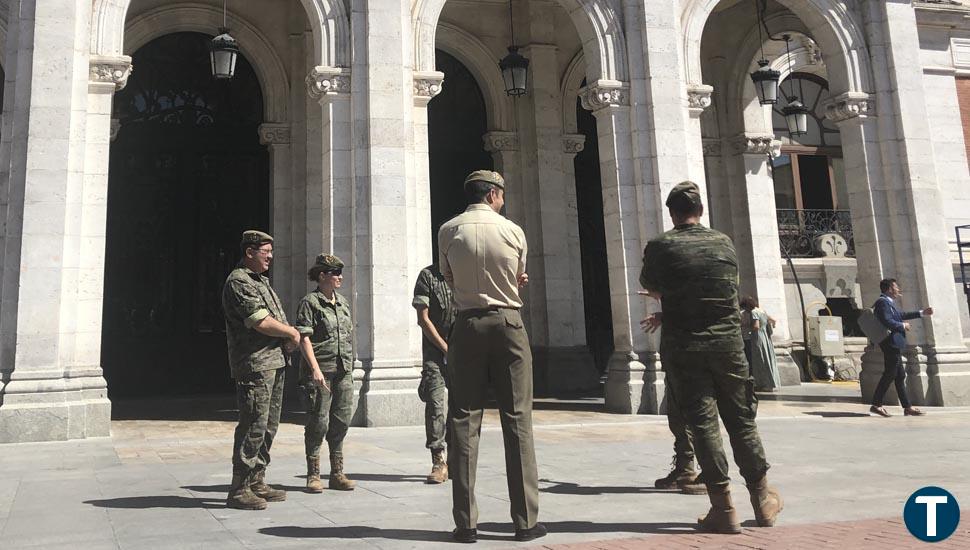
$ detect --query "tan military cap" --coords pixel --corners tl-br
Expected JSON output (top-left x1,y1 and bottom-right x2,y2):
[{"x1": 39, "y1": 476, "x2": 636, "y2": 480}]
[
  {"x1": 240, "y1": 229, "x2": 273, "y2": 248},
  {"x1": 665, "y1": 181, "x2": 702, "y2": 210},
  {"x1": 313, "y1": 253, "x2": 344, "y2": 271},
  {"x1": 463, "y1": 170, "x2": 506, "y2": 190}
]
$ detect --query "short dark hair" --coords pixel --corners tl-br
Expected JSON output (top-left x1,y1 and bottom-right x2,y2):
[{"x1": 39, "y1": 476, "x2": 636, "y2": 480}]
[
  {"x1": 739, "y1": 295, "x2": 758, "y2": 310},
  {"x1": 241, "y1": 242, "x2": 270, "y2": 255},
  {"x1": 465, "y1": 180, "x2": 498, "y2": 204},
  {"x1": 879, "y1": 278, "x2": 897, "y2": 293},
  {"x1": 667, "y1": 201, "x2": 703, "y2": 219}
]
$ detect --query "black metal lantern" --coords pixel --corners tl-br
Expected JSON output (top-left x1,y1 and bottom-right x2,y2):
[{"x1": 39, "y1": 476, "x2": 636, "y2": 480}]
[
  {"x1": 210, "y1": 27, "x2": 239, "y2": 79},
  {"x1": 751, "y1": 59, "x2": 780, "y2": 105},
  {"x1": 500, "y1": 46, "x2": 529, "y2": 97},
  {"x1": 782, "y1": 99, "x2": 809, "y2": 136},
  {"x1": 500, "y1": 0, "x2": 529, "y2": 97}
]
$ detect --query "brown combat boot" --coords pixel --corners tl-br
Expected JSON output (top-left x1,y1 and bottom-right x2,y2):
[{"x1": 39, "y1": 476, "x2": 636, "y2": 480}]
[
  {"x1": 226, "y1": 473, "x2": 268, "y2": 510},
  {"x1": 306, "y1": 456, "x2": 324, "y2": 493},
  {"x1": 696, "y1": 486, "x2": 741, "y2": 534},
  {"x1": 680, "y1": 470, "x2": 708, "y2": 495},
  {"x1": 654, "y1": 456, "x2": 698, "y2": 489},
  {"x1": 426, "y1": 448, "x2": 449, "y2": 484},
  {"x1": 329, "y1": 452, "x2": 356, "y2": 491},
  {"x1": 747, "y1": 476, "x2": 784, "y2": 527},
  {"x1": 250, "y1": 468, "x2": 286, "y2": 502}
]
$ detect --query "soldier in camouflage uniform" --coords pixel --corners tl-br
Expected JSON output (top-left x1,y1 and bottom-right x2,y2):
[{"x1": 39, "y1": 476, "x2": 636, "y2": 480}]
[
  {"x1": 412, "y1": 264, "x2": 456, "y2": 484},
  {"x1": 639, "y1": 182, "x2": 783, "y2": 534},
  {"x1": 295, "y1": 253, "x2": 356, "y2": 492},
  {"x1": 222, "y1": 230, "x2": 300, "y2": 510}
]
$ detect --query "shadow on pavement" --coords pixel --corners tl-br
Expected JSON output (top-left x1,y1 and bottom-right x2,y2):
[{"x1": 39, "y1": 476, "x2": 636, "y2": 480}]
[
  {"x1": 84, "y1": 496, "x2": 223, "y2": 509},
  {"x1": 260, "y1": 526, "x2": 461, "y2": 542},
  {"x1": 478, "y1": 520, "x2": 697, "y2": 535},
  {"x1": 803, "y1": 411, "x2": 871, "y2": 418},
  {"x1": 539, "y1": 480, "x2": 672, "y2": 495},
  {"x1": 757, "y1": 393, "x2": 861, "y2": 404}
]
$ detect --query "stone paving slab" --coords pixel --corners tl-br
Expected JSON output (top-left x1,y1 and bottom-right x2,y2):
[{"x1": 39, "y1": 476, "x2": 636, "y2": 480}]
[{"x1": 1, "y1": 383, "x2": 968, "y2": 548}]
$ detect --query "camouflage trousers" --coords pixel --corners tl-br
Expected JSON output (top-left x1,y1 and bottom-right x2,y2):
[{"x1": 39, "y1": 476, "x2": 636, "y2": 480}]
[
  {"x1": 303, "y1": 370, "x2": 354, "y2": 458},
  {"x1": 664, "y1": 348, "x2": 769, "y2": 489},
  {"x1": 418, "y1": 356, "x2": 451, "y2": 451},
  {"x1": 663, "y1": 381, "x2": 695, "y2": 464},
  {"x1": 232, "y1": 367, "x2": 285, "y2": 478}
]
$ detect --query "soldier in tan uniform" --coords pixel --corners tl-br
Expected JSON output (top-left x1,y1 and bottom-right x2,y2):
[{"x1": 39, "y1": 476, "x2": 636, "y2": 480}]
[
  {"x1": 438, "y1": 170, "x2": 545, "y2": 544},
  {"x1": 221, "y1": 230, "x2": 300, "y2": 510}
]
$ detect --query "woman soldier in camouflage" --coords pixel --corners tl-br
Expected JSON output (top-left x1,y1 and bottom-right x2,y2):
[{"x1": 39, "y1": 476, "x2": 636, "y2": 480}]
[{"x1": 296, "y1": 254, "x2": 356, "y2": 492}]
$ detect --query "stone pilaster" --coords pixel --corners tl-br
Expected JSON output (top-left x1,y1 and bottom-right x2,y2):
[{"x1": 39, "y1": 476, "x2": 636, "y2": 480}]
[
  {"x1": 856, "y1": 1, "x2": 970, "y2": 405},
  {"x1": 346, "y1": 1, "x2": 423, "y2": 426},
  {"x1": 729, "y1": 133, "x2": 799, "y2": 385},
  {"x1": 0, "y1": 0, "x2": 112, "y2": 442},
  {"x1": 259, "y1": 123, "x2": 294, "y2": 312}
]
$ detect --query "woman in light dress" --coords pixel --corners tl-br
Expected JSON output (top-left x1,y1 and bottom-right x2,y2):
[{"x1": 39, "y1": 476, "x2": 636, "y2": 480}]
[{"x1": 740, "y1": 295, "x2": 781, "y2": 391}]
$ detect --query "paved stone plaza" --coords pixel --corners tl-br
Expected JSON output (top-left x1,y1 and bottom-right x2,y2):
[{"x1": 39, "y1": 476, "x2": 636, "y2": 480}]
[{"x1": 1, "y1": 383, "x2": 968, "y2": 549}]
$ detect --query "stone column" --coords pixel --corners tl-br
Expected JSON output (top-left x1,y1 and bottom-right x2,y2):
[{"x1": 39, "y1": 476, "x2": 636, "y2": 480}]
[
  {"x1": 347, "y1": 0, "x2": 423, "y2": 426},
  {"x1": 0, "y1": 0, "x2": 113, "y2": 442},
  {"x1": 856, "y1": 0, "x2": 970, "y2": 405},
  {"x1": 259, "y1": 123, "x2": 294, "y2": 314},
  {"x1": 412, "y1": 71, "x2": 443, "y2": 283},
  {"x1": 582, "y1": 82, "x2": 661, "y2": 414},
  {"x1": 728, "y1": 133, "x2": 799, "y2": 385},
  {"x1": 561, "y1": 133, "x2": 593, "y2": 360}
]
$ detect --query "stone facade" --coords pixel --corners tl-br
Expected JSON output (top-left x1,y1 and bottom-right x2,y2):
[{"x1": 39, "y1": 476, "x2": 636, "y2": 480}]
[{"x1": 2, "y1": 0, "x2": 970, "y2": 442}]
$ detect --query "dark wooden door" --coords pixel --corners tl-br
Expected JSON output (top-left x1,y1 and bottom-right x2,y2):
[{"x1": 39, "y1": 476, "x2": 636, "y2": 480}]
[{"x1": 103, "y1": 32, "x2": 268, "y2": 398}]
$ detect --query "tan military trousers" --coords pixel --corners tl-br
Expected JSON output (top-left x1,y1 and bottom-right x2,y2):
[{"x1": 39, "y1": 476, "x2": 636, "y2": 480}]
[{"x1": 447, "y1": 308, "x2": 539, "y2": 530}]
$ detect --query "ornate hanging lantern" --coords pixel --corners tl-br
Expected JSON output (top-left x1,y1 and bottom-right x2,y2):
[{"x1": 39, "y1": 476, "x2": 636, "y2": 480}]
[
  {"x1": 499, "y1": 0, "x2": 529, "y2": 97},
  {"x1": 210, "y1": 1, "x2": 239, "y2": 79}
]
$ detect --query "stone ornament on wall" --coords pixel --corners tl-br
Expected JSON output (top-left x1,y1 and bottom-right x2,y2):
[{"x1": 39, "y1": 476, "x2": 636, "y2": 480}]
[
  {"x1": 702, "y1": 138, "x2": 721, "y2": 157},
  {"x1": 731, "y1": 133, "x2": 775, "y2": 156},
  {"x1": 579, "y1": 80, "x2": 630, "y2": 111},
  {"x1": 483, "y1": 131, "x2": 520, "y2": 153},
  {"x1": 824, "y1": 92, "x2": 875, "y2": 123},
  {"x1": 562, "y1": 134, "x2": 586, "y2": 155},
  {"x1": 258, "y1": 123, "x2": 291, "y2": 145},
  {"x1": 89, "y1": 55, "x2": 133, "y2": 92},
  {"x1": 815, "y1": 232, "x2": 849, "y2": 258},
  {"x1": 686, "y1": 84, "x2": 714, "y2": 116},
  {"x1": 306, "y1": 66, "x2": 351, "y2": 101},
  {"x1": 413, "y1": 71, "x2": 445, "y2": 106}
]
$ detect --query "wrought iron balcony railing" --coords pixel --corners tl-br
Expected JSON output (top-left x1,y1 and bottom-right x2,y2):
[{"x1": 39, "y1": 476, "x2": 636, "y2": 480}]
[{"x1": 776, "y1": 209, "x2": 855, "y2": 258}]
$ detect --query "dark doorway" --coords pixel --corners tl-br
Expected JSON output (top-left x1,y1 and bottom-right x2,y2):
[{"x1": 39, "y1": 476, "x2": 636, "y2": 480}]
[
  {"x1": 103, "y1": 32, "x2": 268, "y2": 398},
  {"x1": 796, "y1": 155, "x2": 834, "y2": 210},
  {"x1": 428, "y1": 49, "x2": 492, "y2": 258},
  {"x1": 575, "y1": 92, "x2": 614, "y2": 373}
]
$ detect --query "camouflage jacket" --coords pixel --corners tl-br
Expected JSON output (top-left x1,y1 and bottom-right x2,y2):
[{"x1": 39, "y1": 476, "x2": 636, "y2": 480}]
[
  {"x1": 295, "y1": 289, "x2": 354, "y2": 374},
  {"x1": 221, "y1": 266, "x2": 288, "y2": 378},
  {"x1": 639, "y1": 223, "x2": 744, "y2": 353},
  {"x1": 412, "y1": 264, "x2": 456, "y2": 363}
]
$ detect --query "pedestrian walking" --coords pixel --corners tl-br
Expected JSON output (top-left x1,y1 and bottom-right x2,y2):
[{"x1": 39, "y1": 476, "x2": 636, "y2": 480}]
[
  {"x1": 221, "y1": 230, "x2": 298, "y2": 510},
  {"x1": 438, "y1": 170, "x2": 545, "y2": 543},
  {"x1": 412, "y1": 264, "x2": 457, "y2": 484},
  {"x1": 639, "y1": 181, "x2": 783, "y2": 534},
  {"x1": 869, "y1": 278, "x2": 933, "y2": 418},
  {"x1": 295, "y1": 254, "x2": 357, "y2": 492}
]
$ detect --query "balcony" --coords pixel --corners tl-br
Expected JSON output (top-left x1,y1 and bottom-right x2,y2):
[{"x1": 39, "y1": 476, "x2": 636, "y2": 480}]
[{"x1": 776, "y1": 209, "x2": 855, "y2": 258}]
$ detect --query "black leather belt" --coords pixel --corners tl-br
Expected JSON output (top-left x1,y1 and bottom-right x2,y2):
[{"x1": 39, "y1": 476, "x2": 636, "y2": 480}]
[{"x1": 458, "y1": 306, "x2": 520, "y2": 316}]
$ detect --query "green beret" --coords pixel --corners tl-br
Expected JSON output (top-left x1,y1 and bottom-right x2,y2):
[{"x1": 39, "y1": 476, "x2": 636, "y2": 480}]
[
  {"x1": 665, "y1": 181, "x2": 702, "y2": 210},
  {"x1": 463, "y1": 170, "x2": 505, "y2": 190},
  {"x1": 313, "y1": 253, "x2": 344, "y2": 271},
  {"x1": 241, "y1": 229, "x2": 273, "y2": 248}
]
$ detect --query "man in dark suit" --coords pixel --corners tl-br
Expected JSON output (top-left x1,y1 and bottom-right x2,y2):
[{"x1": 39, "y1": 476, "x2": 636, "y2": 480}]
[{"x1": 870, "y1": 278, "x2": 934, "y2": 417}]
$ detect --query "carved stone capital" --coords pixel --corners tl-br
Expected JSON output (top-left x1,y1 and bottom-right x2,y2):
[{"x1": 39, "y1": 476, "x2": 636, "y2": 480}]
[
  {"x1": 686, "y1": 84, "x2": 714, "y2": 115},
  {"x1": 306, "y1": 66, "x2": 351, "y2": 101},
  {"x1": 702, "y1": 138, "x2": 721, "y2": 157},
  {"x1": 562, "y1": 134, "x2": 586, "y2": 155},
  {"x1": 89, "y1": 55, "x2": 132, "y2": 92},
  {"x1": 414, "y1": 71, "x2": 445, "y2": 106},
  {"x1": 482, "y1": 131, "x2": 519, "y2": 153},
  {"x1": 579, "y1": 80, "x2": 630, "y2": 111},
  {"x1": 258, "y1": 123, "x2": 291, "y2": 145},
  {"x1": 825, "y1": 92, "x2": 875, "y2": 123},
  {"x1": 731, "y1": 133, "x2": 775, "y2": 155}
]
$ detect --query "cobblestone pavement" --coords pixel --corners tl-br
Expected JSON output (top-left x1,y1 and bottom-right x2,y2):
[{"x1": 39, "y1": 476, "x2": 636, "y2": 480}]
[{"x1": 1, "y1": 382, "x2": 968, "y2": 549}]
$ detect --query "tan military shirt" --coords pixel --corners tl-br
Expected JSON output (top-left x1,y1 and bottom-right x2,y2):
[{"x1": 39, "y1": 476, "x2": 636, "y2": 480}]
[{"x1": 438, "y1": 203, "x2": 527, "y2": 310}]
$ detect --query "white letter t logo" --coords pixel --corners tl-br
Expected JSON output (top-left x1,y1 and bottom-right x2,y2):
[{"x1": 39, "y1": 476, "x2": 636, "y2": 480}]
[{"x1": 915, "y1": 496, "x2": 948, "y2": 537}]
